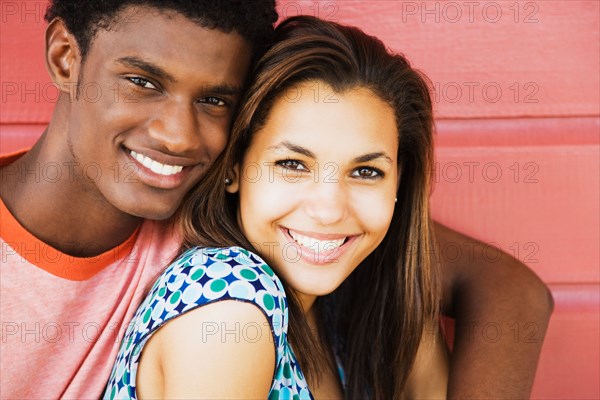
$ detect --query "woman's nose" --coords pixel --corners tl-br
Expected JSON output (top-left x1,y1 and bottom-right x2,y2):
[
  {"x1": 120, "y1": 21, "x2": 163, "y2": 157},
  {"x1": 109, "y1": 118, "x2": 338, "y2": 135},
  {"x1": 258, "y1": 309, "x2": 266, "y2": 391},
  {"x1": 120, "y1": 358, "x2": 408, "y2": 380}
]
[{"x1": 303, "y1": 178, "x2": 349, "y2": 226}]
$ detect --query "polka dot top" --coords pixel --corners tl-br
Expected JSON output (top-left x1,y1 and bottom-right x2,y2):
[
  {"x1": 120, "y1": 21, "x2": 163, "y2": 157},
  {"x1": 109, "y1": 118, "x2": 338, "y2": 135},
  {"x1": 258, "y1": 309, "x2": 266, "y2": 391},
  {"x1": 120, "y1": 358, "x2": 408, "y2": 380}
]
[{"x1": 103, "y1": 246, "x2": 314, "y2": 400}]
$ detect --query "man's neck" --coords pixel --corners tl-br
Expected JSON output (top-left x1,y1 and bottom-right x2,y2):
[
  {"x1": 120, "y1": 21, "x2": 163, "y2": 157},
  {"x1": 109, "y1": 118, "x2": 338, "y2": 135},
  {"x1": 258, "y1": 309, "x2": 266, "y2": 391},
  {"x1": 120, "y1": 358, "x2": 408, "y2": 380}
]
[{"x1": 0, "y1": 133, "x2": 142, "y2": 257}]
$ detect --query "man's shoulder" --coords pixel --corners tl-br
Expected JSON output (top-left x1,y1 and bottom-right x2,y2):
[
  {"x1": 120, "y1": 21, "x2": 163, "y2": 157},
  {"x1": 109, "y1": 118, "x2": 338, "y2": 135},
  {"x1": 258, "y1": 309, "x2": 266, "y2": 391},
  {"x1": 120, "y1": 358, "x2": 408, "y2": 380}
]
[
  {"x1": 134, "y1": 219, "x2": 181, "y2": 259},
  {"x1": 0, "y1": 148, "x2": 28, "y2": 167}
]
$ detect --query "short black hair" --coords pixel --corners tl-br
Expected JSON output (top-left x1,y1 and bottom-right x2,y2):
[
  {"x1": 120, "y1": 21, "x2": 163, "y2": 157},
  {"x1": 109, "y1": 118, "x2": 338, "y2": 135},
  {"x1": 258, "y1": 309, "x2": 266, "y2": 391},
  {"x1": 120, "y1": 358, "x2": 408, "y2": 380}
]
[{"x1": 44, "y1": 0, "x2": 278, "y2": 61}]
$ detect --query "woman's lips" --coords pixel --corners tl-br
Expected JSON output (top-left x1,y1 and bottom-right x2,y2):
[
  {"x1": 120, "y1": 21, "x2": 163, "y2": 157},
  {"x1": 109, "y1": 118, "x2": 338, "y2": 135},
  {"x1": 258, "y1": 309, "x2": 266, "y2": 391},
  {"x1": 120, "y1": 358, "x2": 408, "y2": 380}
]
[{"x1": 281, "y1": 227, "x2": 358, "y2": 265}]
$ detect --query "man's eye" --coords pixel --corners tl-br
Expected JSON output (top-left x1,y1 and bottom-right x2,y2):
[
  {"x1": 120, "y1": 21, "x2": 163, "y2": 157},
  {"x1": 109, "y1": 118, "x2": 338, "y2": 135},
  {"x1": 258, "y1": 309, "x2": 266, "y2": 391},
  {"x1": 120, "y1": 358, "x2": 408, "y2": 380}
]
[
  {"x1": 127, "y1": 77, "x2": 157, "y2": 90},
  {"x1": 352, "y1": 167, "x2": 383, "y2": 179},
  {"x1": 199, "y1": 97, "x2": 227, "y2": 107},
  {"x1": 276, "y1": 159, "x2": 308, "y2": 171}
]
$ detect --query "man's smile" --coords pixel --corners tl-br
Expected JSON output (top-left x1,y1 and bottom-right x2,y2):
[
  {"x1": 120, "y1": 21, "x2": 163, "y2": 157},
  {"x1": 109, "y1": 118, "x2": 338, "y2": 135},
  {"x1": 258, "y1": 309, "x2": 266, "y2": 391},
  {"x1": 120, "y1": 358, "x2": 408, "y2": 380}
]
[
  {"x1": 122, "y1": 146, "x2": 200, "y2": 189},
  {"x1": 128, "y1": 149, "x2": 184, "y2": 176}
]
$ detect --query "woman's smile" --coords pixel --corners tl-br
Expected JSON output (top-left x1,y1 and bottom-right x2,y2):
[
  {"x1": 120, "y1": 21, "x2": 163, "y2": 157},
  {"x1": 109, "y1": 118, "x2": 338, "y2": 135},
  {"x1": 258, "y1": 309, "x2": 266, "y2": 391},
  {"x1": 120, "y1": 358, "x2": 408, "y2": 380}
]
[{"x1": 281, "y1": 226, "x2": 359, "y2": 265}]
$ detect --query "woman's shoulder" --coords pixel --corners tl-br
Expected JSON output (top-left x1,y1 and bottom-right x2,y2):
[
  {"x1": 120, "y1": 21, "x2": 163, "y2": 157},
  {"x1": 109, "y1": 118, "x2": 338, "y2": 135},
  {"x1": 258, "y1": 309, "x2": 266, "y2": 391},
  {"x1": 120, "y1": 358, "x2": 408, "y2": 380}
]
[
  {"x1": 105, "y1": 247, "x2": 286, "y2": 399},
  {"x1": 162, "y1": 246, "x2": 285, "y2": 301},
  {"x1": 140, "y1": 246, "x2": 288, "y2": 334}
]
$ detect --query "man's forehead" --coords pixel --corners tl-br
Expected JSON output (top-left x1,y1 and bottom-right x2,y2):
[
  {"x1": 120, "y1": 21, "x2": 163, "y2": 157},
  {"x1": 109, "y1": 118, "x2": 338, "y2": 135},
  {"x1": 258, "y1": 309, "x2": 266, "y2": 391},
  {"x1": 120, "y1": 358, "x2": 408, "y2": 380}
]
[
  {"x1": 96, "y1": 5, "x2": 198, "y2": 31},
  {"x1": 80, "y1": 11, "x2": 250, "y2": 88},
  {"x1": 88, "y1": 7, "x2": 248, "y2": 58}
]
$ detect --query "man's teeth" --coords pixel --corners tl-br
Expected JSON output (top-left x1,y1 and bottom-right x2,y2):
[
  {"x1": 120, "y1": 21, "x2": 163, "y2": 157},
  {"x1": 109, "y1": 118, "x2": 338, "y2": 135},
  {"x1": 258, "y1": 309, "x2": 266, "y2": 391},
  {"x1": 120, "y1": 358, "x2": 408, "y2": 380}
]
[
  {"x1": 129, "y1": 150, "x2": 184, "y2": 176},
  {"x1": 288, "y1": 230, "x2": 346, "y2": 253}
]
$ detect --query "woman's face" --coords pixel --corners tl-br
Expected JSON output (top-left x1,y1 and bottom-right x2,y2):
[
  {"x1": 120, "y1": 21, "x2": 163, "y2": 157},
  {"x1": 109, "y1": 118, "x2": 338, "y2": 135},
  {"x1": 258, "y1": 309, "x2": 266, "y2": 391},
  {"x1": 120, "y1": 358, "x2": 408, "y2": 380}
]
[{"x1": 228, "y1": 81, "x2": 399, "y2": 311}]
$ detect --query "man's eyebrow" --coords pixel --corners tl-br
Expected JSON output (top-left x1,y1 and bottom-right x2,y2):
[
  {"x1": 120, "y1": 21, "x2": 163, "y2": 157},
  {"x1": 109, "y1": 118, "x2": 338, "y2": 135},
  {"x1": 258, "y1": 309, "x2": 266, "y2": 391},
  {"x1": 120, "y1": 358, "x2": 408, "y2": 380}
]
[
  {"x1": 267, "y1": 141, "x2": 315, "y2": 158},
  {"x1": 204, "y1": 83, "x2": 244, "y2": 97},
  {"x1": 115, "y1": 56, "x2": 176, "y2": 83},
  {"x1": 353, "y1": 152, "x2": 394, "y2": 165}
]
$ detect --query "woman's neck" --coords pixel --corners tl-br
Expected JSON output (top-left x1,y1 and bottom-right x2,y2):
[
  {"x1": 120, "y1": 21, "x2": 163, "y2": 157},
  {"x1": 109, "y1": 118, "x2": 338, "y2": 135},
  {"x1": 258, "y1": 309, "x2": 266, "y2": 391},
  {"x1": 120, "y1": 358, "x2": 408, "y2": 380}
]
[{"x1": 297, "y1": 292, "x2": 318, "y2": 314}]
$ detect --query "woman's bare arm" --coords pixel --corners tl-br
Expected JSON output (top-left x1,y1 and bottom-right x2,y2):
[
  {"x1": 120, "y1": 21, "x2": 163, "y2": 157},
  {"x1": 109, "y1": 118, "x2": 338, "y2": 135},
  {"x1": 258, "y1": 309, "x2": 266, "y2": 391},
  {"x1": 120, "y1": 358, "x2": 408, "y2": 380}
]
[{"x1": 137, "y1": 300, "x2": 275, "y2": 399}]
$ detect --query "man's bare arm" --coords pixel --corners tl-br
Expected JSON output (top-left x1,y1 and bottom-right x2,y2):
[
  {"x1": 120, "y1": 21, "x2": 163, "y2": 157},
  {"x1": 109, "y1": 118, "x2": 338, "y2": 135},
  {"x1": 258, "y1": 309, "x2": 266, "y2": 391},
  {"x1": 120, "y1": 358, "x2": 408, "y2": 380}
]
[{"x1": 435, "y1": 221, "x2": 554, "y2": 398}]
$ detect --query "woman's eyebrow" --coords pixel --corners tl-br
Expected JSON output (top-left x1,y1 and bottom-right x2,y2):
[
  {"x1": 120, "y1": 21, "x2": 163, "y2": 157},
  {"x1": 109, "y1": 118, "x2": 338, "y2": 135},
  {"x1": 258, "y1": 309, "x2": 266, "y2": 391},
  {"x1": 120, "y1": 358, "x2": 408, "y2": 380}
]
[
  {"x1": 266, "y1": 141, "x2": 315, "y2": 158},
  {"x1": 115, "y1": 56, "x2": 176, "y2": 83},
  {"x1": 353, "y1": 152, "x2": 394, "y2": 165},
  {"x1": 267, "y1": 141, "x2": 393, "y2": 165}
]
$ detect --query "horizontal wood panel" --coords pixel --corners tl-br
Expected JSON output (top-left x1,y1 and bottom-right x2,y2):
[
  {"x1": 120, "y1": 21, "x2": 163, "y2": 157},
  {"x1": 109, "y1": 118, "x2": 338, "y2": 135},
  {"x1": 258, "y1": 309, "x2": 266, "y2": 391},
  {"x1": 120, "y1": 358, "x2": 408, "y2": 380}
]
[
  {"x1": 532, "y1": 284, "x2": 600, "y2": 398},
  {"x1": 277, "y1": 0, "x2": 600, "y2": 118},
  {"x1": 3, "y1": 117, "x2": 598, "y2": 285},
  {"x1": 432, "y1": 144, "x2": 599, "y2": 284},
  {"x1": 3, "y1": 117, "x2": 598, "y2": 152},
  {"x1": 436, "y1": 117, "x2": 599, "y2": 147},
  {"x1": 1, "y1": 1, "x2": 598, "y2": 122},
  {"x1": 0, "y1": 124, "x2": 45, "y2": 152}
]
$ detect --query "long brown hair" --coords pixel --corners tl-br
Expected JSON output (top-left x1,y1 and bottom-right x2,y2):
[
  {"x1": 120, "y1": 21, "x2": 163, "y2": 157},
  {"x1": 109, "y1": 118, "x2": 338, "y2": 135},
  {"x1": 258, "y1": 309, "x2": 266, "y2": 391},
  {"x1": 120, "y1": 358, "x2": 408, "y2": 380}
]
[{"x1": 177, "y1": 15, "x2": 439, "y2": 399}]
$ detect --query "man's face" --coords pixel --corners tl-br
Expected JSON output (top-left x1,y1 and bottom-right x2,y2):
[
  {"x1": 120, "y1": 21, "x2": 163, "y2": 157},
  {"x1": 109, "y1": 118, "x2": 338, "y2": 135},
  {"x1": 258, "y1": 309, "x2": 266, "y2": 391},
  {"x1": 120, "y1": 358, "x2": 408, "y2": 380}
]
[{"x1": 65, "y1": 7, "x2": 251, "y2": 220}]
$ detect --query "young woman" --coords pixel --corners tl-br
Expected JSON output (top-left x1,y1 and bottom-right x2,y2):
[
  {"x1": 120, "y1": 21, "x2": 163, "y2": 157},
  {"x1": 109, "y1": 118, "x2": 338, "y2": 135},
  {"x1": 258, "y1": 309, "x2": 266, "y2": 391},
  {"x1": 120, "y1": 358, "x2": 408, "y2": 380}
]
[{"x1": 105, "y1": 16, "x2": 447, "y2": 399}]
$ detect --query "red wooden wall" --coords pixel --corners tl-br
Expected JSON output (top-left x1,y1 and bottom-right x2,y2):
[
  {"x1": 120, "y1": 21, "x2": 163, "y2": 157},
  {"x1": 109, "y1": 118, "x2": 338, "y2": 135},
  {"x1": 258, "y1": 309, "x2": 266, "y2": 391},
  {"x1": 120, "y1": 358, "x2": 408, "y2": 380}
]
[{"x1": 1, "y1": 1, "x2": 599, "y2": 397}]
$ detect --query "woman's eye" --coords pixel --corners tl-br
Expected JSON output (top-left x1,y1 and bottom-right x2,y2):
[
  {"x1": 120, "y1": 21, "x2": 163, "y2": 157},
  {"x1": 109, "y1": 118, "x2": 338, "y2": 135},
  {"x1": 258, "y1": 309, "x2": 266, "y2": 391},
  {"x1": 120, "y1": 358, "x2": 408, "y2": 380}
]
[
  {"x1": 276, "y1": 159, "x2": 308, "y2": 171},
  {"x1": 127, "y1": 77, "x2": 157, "y2": 90},
  {"x1": 199, "y1": 97, "x2": 227, "y2": 107},
  {"x1": 352, "y1": 167, "x2": 383, "y2": 179}
]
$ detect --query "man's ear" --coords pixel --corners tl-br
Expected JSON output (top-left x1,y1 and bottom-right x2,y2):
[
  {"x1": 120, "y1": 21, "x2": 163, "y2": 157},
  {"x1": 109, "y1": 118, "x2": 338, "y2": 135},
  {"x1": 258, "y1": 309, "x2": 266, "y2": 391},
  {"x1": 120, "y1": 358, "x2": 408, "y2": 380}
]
[
  {"x1": 225, "y1": 164, "x2": 240, "y2": 194},
  {"x1": 45, "y1": 18, "x2": 81, "y2": 98}
]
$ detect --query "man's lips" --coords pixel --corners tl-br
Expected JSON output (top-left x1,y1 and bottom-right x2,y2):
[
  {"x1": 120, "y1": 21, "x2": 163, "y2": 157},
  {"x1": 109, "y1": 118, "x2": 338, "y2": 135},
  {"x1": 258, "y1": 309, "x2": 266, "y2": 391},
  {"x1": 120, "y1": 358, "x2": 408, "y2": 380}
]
[
  {"x1": 122, "y1": 146, "x2": 199, "y2": 189},
  {"x1": 129, "y1": 149, "x2": 183, "y2": 176}
]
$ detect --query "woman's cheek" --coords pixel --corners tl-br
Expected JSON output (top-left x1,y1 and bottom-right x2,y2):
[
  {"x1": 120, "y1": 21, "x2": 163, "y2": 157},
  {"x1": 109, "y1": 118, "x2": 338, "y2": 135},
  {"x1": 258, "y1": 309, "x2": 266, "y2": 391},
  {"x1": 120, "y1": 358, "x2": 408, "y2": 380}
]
[
  {"x1": 357, "y1": 191, "x2": 396, "y2": 234},
  {"x1": 238, "y1": 174, "x2": 305, "y2": 229}
]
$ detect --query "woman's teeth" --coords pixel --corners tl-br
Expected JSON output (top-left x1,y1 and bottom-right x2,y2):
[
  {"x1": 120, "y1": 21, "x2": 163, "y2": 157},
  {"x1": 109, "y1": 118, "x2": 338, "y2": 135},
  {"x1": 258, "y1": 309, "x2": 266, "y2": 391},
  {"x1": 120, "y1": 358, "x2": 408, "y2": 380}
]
[
  {"x1": 288, "y1": 229, "x2": 346, "y2": 253},
  {"x1": 129, "y1": 150, "x2": 184, "y2": 176}
]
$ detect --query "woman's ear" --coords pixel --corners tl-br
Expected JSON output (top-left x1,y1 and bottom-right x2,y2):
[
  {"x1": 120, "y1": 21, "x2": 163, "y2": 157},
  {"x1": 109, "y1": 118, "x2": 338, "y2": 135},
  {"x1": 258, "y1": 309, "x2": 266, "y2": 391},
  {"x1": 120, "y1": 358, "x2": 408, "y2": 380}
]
[
  {"x1": 45, "y1": 18, "x2": 81, "y2": 99},
  {"x1": 225, "y1": 164, "x2": 240, "y2": 194}
]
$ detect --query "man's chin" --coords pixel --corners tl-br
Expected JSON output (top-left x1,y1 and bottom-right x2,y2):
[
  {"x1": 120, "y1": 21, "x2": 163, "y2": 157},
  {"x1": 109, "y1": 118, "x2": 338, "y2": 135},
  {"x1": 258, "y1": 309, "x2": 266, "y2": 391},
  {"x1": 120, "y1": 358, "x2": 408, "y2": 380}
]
[
  {"x1": 132, "y1": 207, "x2": 178, "y2": 221},
  {"x1": 120, "y1": 200, "x2": 180, "y2": 222}
]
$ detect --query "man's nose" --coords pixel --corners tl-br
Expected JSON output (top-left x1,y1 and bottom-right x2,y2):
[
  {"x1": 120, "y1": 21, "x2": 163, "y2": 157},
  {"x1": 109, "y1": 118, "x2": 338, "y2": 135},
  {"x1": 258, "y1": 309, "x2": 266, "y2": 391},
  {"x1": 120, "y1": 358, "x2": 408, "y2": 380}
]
[{"x1": 147, "y1": 101, "x2": 201, "y2": 155}]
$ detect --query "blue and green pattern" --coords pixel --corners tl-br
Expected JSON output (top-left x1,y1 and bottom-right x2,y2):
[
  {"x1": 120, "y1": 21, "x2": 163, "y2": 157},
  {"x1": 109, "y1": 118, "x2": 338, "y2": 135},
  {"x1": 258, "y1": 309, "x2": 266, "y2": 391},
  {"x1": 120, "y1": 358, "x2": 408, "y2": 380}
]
[{"x1": 103, "y1": 246, "x2": 313, "y2": 400}]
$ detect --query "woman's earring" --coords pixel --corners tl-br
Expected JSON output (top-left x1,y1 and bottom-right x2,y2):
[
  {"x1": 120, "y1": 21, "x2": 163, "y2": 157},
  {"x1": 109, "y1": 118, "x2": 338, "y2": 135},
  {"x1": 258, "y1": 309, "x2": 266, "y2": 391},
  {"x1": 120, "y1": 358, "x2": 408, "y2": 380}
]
[
  {"x1": 394, "y1": 197, "x2": 397, "y2": 203},
  {"x1": 225, "y1": 178, "x2": 232, "y2": 186}
]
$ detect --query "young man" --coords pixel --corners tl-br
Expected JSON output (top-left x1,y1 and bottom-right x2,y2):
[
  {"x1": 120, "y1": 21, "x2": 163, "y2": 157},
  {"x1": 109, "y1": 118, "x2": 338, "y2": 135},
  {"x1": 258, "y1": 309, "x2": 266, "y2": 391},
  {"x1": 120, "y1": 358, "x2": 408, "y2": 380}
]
[{"x1": 0, "y1": 1, "x2": 552, "y2": 398}]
